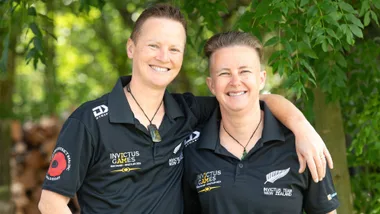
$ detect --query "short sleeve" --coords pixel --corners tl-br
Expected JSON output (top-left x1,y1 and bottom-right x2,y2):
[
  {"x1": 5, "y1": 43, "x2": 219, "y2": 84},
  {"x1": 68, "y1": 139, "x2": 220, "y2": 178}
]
[
  {"x1": 42, "y1": 117, "x2": 94, "y2": 198},
  {"x1": 303, "y1": 168, "x2": 339, "y2": 213},
  {"x1": 192, "y1": 95, "x2": 218, "y2": 124}
]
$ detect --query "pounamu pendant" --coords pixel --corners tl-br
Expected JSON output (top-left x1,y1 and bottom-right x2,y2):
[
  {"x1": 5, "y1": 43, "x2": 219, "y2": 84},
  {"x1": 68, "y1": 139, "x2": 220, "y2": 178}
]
[
  {"x1": 241, "y1": 149, "x2": 248, "y2": 160},
  {"x1": 148, "y1": 124, "x2": 161, "y2": 143}
]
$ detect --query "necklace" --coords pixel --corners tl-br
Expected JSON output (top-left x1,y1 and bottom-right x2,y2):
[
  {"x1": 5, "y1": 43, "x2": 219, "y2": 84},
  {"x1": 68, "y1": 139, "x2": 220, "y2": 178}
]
[
  {"x1": 126, "y1": 84, "x2": 163, "y2": 143},
  {"x1": 222, "y1": 113, "x2": 262, "y2": 160}
]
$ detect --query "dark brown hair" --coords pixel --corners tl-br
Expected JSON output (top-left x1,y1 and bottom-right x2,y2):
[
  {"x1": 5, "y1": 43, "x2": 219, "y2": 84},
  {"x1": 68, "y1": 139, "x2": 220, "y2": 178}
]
[
  {"x1": 130, "y1": 4, "x2": 187, "y2": 42},
  {"x1": 204, "y1": 31, "x2": 263, "y2": 62}
]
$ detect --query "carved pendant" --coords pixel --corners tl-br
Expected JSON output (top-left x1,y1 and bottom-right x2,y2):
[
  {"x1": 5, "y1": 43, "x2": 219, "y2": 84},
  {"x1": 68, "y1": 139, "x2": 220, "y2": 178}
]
[
  {"x1": 148, "y1": 124, "x2": 161, "y2": 143},
  {"x1": 242, "y1": 149, "x2": 248, "y2": 160}
]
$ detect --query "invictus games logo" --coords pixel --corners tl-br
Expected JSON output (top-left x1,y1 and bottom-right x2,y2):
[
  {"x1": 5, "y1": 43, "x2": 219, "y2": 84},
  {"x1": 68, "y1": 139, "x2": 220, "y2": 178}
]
[
  {"x1": 109, "y1": 151, "x2": 141, "y2": 172},
  {"x1": 198, "y1": 186, "x2": 220, "y2": 193},
  {"x1": 111, "y1": 167, "x2": 140, "y2": 173},
  {"x1": 46, "y1": 147, "x2": 71, "y2": 181},
  {"x1": 196, "y1": 170, "x2": 221, "y2": 193},
  {"x1": 92, "y1": 105, "x2": 108, "y2": 120}
]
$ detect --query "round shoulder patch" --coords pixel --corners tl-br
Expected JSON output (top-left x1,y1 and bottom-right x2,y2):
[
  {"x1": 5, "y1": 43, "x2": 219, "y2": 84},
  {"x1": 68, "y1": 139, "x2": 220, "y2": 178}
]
[{"x1": 46, "y1": 147, "x2": 71, "y2": 181}]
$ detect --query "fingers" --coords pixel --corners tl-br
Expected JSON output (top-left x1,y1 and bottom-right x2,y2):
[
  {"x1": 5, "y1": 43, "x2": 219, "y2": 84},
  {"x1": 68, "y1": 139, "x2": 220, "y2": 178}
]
[
  {"x1": 324, "y1": 147, "x2": 334, "y2": 169},
  {"x1": 297, "y1": 152, "x2": 306, "y2": 173},
  {"x1": 306, "y1": 156, "x2": 319, "y2": 183},
  {"x1": 313, "y1": 153, "x2": 326, "y2": 182},
  {"x1": 320, "y1": 154, "x2": 326, "y2": 180}
]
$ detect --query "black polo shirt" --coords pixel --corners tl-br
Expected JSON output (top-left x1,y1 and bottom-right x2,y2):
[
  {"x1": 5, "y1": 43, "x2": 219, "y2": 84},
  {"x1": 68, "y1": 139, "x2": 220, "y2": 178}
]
[
  {"x1": 42, "y1": 76, "x2": 217, "y2": 213},
  {"x1": 183, "y1": 101, "x2": 339, "y2": 214}
]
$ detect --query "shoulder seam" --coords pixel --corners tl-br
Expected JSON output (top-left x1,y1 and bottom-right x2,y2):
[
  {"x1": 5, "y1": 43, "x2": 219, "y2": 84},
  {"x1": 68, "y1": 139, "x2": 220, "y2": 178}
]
[{"x1": 67, "y1": 117, "x2": 96, "y2": 148}]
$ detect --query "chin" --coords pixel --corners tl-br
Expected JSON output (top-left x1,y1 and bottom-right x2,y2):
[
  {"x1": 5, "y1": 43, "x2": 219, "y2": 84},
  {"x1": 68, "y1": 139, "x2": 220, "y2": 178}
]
[
  {"x1": 150, "y1": 78, "x2": 173, "y2": 89},
  {"x1": 221, "y1": 104, "x2": 246, "y2": 113}
]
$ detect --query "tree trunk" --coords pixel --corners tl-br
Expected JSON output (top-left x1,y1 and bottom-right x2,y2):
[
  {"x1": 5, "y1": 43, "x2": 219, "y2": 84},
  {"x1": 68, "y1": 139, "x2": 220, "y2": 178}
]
[
  {"x1": 0, "y1": 121, "x2": 13, "y2": 214},
  {"x1": 0, "y1": 21, "x2": 17, "y2": 214},
  {"x1": 44, "y1": 0, "x2": 59, "y2": 115},
  {"x1": 313, "y1": 87, "x2": 353, "y2": 214}
]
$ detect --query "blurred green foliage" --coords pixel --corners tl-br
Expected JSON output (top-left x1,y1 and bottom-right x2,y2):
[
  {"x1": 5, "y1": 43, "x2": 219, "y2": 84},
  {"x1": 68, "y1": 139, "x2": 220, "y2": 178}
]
[{"x1": 1, "y1": 0, "x2": 380, "y2": 212}]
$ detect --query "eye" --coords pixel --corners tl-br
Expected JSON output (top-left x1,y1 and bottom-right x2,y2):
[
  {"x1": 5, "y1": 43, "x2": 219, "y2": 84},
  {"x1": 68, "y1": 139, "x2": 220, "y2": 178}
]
[
  {"x1": 218, "y1": 72, "x2": 230, "y2": 76},
  {"x1": 148, "y1": 44, "x2": 158, "y2": 49},
  {"x1": 170, "y1": 48, "x2": 181, "y2": 53},
  {"x1": 240, "y1": 70, "x2": 252, "y2": 75}
]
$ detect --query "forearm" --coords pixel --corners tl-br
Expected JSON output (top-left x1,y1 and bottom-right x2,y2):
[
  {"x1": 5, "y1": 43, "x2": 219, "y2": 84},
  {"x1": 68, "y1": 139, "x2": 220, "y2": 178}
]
[
  {"x1": 259, "y1": 94, "x2": 307, "y2": 133},
  {"x1": 39, "y1": 202, "x2": 72, "y2": 214},
  {"x1": 39, "y1": 190, "x2": 72, "y2": 214}
]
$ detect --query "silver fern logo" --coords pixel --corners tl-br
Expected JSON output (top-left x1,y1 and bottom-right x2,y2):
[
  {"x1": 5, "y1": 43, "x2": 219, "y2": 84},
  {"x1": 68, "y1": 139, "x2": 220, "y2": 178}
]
[{"x1": 264, "y1": 168, "x2": 290, "y2": 184}]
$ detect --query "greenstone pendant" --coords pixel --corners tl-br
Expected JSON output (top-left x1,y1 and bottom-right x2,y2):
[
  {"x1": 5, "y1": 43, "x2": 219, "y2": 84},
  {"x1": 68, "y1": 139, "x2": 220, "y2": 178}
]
[
  {"x1": 148, "y1": 124, "x2": 161, "y2": 143},
  {"x1": 242, "y1": 149, "x2": 247, "y2": 160}
]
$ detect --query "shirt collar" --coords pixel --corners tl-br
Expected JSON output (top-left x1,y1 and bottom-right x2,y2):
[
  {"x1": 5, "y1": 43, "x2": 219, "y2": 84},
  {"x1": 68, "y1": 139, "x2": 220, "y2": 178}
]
[
  {"x1": 108, "y1": 76, "x2": 184, "y2": 124},
  {"x1": 197, "y1": 101, "x2": 285, "y2": 151}
]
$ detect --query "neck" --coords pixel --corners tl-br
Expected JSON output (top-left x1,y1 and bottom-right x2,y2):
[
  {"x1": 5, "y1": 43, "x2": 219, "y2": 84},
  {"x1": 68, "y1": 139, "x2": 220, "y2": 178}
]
[
  {"x1": 126, "y1": 79, "x2": 165, "y2": 112},
  {"x1": 220, "y1": 103, "x2": 262, "y2": 140}
]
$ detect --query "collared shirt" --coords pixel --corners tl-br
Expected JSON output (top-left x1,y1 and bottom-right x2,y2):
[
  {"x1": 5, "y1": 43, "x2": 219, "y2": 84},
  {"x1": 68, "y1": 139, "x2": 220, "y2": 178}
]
[
  {"x1": 183, "y1": 101, "x2": 339, "y2": 214},
  {"x1": 42, "y1": 76, "x2": 218, "y2": 213}
]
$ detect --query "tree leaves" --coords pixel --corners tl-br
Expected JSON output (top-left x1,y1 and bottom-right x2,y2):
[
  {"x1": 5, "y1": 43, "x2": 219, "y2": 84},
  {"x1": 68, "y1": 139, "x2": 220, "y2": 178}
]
[{"x1": 29, "y1": 23, "x2": 43, "y2": 38}]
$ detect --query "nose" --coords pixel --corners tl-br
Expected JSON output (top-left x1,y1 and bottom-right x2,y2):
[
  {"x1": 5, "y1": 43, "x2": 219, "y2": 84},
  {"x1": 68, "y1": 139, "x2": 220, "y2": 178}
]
[
  {"x1": 229, "y1": 73, "x2": 241, "y2": 86},
  {"x1": 156, "y1": 48, "x2": 169, "y2": 63}
]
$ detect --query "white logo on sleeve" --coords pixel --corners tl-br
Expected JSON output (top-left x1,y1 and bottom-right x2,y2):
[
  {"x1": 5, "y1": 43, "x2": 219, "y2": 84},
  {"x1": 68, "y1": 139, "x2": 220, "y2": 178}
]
[
  {"x1": 264, "y1": 167, "x2": 290, "y2": 184},
  {"x1": 327, "y1": 192, "x2": 337, "y2": 200},
  {"x1": 92, "y1": 105, "x2": 108, "y2": 119}
]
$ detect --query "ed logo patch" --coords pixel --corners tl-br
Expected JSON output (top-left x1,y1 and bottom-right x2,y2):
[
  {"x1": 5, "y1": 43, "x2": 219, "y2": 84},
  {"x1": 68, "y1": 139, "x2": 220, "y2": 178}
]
[{"x1": 46, "y1": 147, "x2": 71, "y2": 181}]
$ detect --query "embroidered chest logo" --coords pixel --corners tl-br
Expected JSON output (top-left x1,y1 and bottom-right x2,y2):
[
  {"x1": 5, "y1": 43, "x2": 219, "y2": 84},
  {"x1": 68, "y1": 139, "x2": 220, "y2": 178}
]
[
  {"x1": 110, "y1": 151, "x2": 141, "y2": 173},
  {"x1": 92, "y1": 105, "x2": 108, "y2": 120},
  {"x1": 169, "y1": 143, "x2": 183, "y2": 166},
  {"x1": 184, "y1": 131, "x2": 200, "y2": 147},
  {"x1": 263, "y1": 167, "x2": 292, "y2": 197},
  {"x1": 46, "y1": 147, "x2": 71, "y2": 181},
  {"x1": 196, "y1": 170, "x2": 222, "y2": 193}
]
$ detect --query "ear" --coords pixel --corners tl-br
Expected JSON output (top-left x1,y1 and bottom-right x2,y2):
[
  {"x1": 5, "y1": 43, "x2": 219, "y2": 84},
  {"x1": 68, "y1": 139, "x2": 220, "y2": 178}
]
[
  {"x1": 206, "y1": 77, "x2": 216, "y2": 95},
  {"x1": 126, "y1": 38, "x2": 135, "y2": 59},
  {"x1": 259, "y1": 70, "x2": 267, "y2": 90}
]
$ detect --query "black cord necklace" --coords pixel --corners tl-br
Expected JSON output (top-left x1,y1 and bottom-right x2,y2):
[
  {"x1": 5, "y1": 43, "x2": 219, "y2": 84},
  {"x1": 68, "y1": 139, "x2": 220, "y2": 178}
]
[
  {"x1": 222, "y1": 113, "x2": 262, "y2": 160},
  {"x1": 126, "y1": 84, "x2": 163, "y2": 143}
]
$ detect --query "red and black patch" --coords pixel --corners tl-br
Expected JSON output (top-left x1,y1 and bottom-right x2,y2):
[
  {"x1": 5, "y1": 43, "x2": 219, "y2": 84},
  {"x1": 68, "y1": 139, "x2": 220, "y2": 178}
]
[{"x1": 47, "y1": 151, "x2": 67, "y2": 177}]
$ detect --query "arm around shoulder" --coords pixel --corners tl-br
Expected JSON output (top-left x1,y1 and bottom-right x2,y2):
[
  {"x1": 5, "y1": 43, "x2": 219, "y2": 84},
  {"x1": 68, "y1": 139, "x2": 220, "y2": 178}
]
[
  {"x1": 39, "y1": 189, "x2": 72, "y2": 214},
  {"x1": 260, "y1": 93, "x2": 334, "y2": 182},
  {"x1": 327, "y1": 210, "x2": 337, "y2": 214}
]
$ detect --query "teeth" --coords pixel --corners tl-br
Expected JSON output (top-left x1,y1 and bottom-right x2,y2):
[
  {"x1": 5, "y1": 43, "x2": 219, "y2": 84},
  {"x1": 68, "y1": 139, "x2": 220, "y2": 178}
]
[
  {"x1": 151, "y1": 66, "x2": 169, "y2": 72},
  {"x1": 228, "y1": 92, "x2": 245, "y2": 96}
]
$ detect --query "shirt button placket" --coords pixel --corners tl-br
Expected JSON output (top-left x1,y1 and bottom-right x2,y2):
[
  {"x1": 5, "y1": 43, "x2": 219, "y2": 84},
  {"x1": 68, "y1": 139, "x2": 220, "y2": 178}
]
[{"x1": 234, "y1": 162, "x2": 245, "y2": 183}]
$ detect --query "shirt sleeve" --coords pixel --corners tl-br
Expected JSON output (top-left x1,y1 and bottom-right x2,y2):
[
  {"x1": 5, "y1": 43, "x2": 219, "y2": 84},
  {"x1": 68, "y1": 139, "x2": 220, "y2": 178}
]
[
  {"x1": 184, "y1": 93, "x2": 218, "y2": 124},
  {"x1": 42, "y1": 117, "x2": 94, "y2": 198},
  {"x1": 303, "y1": 168, "x2": 340, "y2": 214}
]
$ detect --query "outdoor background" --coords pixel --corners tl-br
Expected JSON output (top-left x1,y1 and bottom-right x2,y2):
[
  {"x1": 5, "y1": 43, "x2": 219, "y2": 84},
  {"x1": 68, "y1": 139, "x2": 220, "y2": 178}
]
[{"x1": 0, "y1": 0, "x2": 379, "y2": 213}]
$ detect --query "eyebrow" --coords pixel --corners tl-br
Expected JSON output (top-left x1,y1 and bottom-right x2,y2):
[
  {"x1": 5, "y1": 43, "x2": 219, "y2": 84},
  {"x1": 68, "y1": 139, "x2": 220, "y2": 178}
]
[
  {"x1": 216, "y1": 66, "x2": 253, "y2": 73},
  {"x1": 146, "y1": 40, "x2": 184, "y2": 49}
]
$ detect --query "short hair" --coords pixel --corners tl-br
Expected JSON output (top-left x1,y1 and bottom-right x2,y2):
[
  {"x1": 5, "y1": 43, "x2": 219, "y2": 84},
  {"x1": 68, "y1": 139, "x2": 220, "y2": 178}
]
[
  {"x1": 204, "y1": 31, "x2": 263, "y2": 63},
  {"x1": 130, "y1": 4, "x2": 187, "y2": 42}
]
